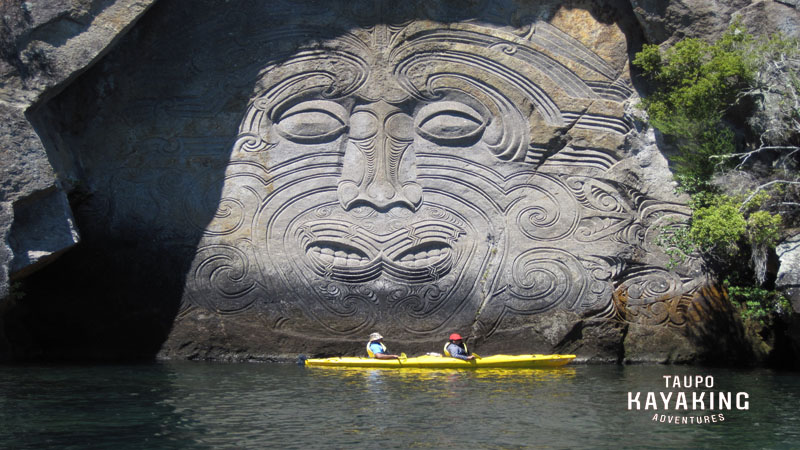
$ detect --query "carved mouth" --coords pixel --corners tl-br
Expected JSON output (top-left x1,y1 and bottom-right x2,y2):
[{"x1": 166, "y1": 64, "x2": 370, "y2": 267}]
[
  {"x1": 297, "y1": 219, "x2": 463, "y2": 283},
  {"x1": 395, "y1": 244, "x2": 451, "y2": 267},
  {"x1": 307, "y1": 244, "x2": 372, "y2": 267},
  {"x1": 384, "y1": 242, "x2": 454, "y2": 283},
  {"x1": 305, "y1": 242, "x2": 382, "y2": 283}
]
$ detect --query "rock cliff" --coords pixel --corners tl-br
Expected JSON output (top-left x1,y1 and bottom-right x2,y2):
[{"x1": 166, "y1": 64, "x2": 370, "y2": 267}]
[{"x1": 1, "y1": 0, "x2": 798, "y2": 362}]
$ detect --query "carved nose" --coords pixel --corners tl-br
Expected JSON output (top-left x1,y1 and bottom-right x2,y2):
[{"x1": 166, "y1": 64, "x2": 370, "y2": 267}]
[
  {"x1": 367, "y1": 179, "x2": 396, "y2": 203},
  {"x1": 337, "y1": 142, "x2": 423, "y2": 210},
  {"x1": 338, "y1": 106, "x2": 422, "y2": 211},
  {"x1": 339, "y1": 180, "x2": 408, "y2": 210}
]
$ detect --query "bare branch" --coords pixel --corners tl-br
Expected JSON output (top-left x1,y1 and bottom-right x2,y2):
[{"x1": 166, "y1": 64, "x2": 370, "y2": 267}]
[
  {"x1": 710, "y1": 146, "x2": 800, "y2": 169},
  {"x1": 709, "y1": 146, "x2": 800, "y2": 160},
  {"x1": 740, "y1": 180, "x2": 800, "y2": 211}
]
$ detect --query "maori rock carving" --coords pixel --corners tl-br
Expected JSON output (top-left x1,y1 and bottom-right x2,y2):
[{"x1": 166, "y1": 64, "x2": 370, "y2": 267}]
[{"x1": 180, "y1": 14, "x2": 696, "y2": 340}]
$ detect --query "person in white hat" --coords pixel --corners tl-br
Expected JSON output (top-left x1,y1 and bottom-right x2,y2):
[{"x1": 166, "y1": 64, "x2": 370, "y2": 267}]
[{"x1": 366, "y1": 332, "x2": 400, "y2": 359}]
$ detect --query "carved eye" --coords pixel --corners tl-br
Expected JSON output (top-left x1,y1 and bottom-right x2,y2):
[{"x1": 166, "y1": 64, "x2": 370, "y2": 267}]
[
  {"x1": 275, "y1": 101, "x2": 348, "y2": 144},
  {"x1": 415, "y1": 101, "x2": 486, "y2": 145}
]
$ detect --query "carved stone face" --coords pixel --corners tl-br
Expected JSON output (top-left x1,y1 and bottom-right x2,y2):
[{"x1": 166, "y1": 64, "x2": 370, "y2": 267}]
[
  {"x1": 30, "y1": 0, "x2": 708, "y2": 359},
  {"x1": 225, "y1": 26, "x2": 520, "y2": 336},
  {"x1": 185, "y1": 18, "x2": 689, "y2": 340}
]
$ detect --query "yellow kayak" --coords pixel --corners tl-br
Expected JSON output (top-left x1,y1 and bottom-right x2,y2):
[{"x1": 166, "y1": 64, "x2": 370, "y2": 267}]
[{"x1": 304, "y1": 353, "x2": 576, "y2": 369}]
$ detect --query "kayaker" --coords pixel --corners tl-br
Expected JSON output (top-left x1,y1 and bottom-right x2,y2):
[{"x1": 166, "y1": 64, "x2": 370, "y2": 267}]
[
  {"x1": 366, "y1": 332, "x2": 401, "y2": 359},
  {"x1": 444, "y1": 333, "x2": 475, "y2": 360}
]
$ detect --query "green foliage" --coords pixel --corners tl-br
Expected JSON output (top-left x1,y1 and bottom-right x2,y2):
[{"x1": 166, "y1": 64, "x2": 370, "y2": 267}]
[
  {"x1": 725, "y1": 280, "x2": 791, "y2": 326},
  {"x1": 688, "y1": 192, "x2": 782, "y2": 252},
  {"x1": 672, "y1": 127, "x2": 735, "y2": 181},
  {"x1": 746, "y1": 211, "x2": 782, "y2": 247},
  {"x1": 633, "y1": 23, "x2": 755, "y2": 183},
  {"x1": 633, "y1": 33, "x2": 755, "y2": 128},
  {"x1": 741, "y1": 189, "x2": 771, "y2": 212},
  {"x1": 674, "y1": 174, "x2": 718, "y2": 198},
  {"x1": 656, "y1": 220, "x2": 694, "y2": 269},
  {"x1": 656, "y1": 192, "x2": 783, "y2": 269},
  {"x1": 689, "y1": 196, "x2": 746, "y2": 255},
  {"x1": 634, "y1": 23, "x2": 754, "y2": 128}
]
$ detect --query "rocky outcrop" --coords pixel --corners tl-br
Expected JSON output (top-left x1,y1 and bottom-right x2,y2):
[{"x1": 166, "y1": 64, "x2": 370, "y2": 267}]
[
  {"x1": 0, "y1": 0, "x2": 156, "y2": 361},
  {"x1": 629, "y1": 0, "x2": 800, "y2": 44},
  {"x1": 777, "y1": 234, "x2": 800, "y2": 313},
  {"x1": 0, "y1": 0, "x2": 794, "y2": 363},
  {"x1": 0, "y1": 0, "x2": 156, "y2": 299}
]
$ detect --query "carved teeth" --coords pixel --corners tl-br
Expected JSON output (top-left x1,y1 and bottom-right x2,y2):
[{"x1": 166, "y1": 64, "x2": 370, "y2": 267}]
[
  {"x1": 308, "y1": 245, "x2": 370, "y2": 267},
  {"x1": 307, "y1": 240, "x2": 451, "y2": 276},
  {"x1": 396, "y1": 248, "x2": 450, "y2": 267}
]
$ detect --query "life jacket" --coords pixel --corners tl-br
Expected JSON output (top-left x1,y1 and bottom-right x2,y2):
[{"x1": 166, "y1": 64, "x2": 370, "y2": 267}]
[
  {"x1": 443, "y1": 341, "x2": 468, "y2": 357},
  {"x1": 366, "y1": 340, "x2": 387, "y2": 358}
]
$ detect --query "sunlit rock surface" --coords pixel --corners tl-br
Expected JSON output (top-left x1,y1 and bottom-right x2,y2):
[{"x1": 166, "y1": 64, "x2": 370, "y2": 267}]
[{"x1": 777, "y1": 234, "x2": 800, "y2": 313}]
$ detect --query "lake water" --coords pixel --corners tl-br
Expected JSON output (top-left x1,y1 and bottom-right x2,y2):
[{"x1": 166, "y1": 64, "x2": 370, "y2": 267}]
[{"x1": 0, "y1": 362, "x2": 798, "y2": 449}]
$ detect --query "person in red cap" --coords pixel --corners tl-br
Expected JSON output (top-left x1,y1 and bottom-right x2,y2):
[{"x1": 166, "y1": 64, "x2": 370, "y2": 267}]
[{"x1": 443, "y1": 333, "x2": 475, "y2": 360}]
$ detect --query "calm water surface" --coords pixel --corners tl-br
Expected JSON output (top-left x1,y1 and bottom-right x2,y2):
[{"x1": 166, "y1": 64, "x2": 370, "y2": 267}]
[{"x1": 0, "y1": 362, "x2": 798, "y2": 449}]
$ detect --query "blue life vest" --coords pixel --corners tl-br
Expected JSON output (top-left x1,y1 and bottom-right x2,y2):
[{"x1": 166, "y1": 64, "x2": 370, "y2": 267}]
[{"x1": 366, "y1": 340, "x2": 387, "y2": 358}]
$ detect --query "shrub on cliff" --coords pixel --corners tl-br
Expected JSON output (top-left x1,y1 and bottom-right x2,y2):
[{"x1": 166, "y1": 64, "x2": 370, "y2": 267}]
[
  {"x1": 635, "y1": 23, "x2": 797, "y2": 320},
  {"x1": 634, "y1": 22, "x2": 755, "y2": 187}
]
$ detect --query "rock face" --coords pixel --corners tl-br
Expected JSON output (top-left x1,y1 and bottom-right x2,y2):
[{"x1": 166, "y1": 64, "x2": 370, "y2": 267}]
[
  {"x1": 2, "y1": 0, "x2": 791, "y2": 362},
  {"x1": 0, "y1": 0, "x2": 157, "y2": 359},
  {"x1": 630, "y1": 0, "x2": 800, "y2": 44},
  {"x1": 777, "y1": 234, "x2": 800, "y2": 313},
  {"x1": 0, "y1": 0, "x2": 156, "y2": 296}
]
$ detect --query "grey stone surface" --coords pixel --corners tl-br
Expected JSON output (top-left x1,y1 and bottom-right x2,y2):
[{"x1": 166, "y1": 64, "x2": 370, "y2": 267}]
[
  {"x1": 628, "y1": 0, "x2": 750, "y2": 44},
  {"x1": 737, "y1": 1, "x2": 800, "y2": 38},
  {"x1": 0, "y1": 102, "x2": 62, "y2": 299},
  {"x1": 8, "y1": 188, "x2": 79, "y2": 277},
  {"x1": 623, "y1": 323, "x2": 697, "y2": 363},
  {"x1": 776, "y1": 234, "x2": 800, "y2": 313},
  {"x1": 628, "y1": 0, "x2": 800, "y2": 44},
  {"x1": 0, "y1": 0, "x2": 156, "y2": 299},
  {"x1": 776, "y1": 0, "x2": 800, "y2": 9}
]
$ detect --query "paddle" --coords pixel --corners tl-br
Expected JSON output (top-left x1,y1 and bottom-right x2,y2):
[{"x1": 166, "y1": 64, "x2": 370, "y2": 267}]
[{"x1": 398, "y1": 352, "x2": 407, "y2": 365}]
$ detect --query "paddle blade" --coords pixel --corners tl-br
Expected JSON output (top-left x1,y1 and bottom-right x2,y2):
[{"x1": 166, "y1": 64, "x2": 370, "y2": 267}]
[{"x1": 471, "y1": 353, "x2": 481, "y2": 359}]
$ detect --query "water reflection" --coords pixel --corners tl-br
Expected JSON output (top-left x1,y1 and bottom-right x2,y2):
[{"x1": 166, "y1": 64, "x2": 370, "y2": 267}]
[
  {"x1": 309, "y1": 366, "x2": 577, "y2": 381},
  {"x1": 0, "y1": 363, "x2": 798, "y2": 449},
  {"x1": 0, "y1": 363, "x2": 209, "y2": 450},
  {"x1": 311, "y1": 366, "x2": 577, "y2": 395}
]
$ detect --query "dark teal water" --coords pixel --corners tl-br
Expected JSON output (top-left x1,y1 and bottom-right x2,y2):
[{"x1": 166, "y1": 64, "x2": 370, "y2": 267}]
[{"x1": 0, "y1": 362, "x2": 798, "y2": 449}]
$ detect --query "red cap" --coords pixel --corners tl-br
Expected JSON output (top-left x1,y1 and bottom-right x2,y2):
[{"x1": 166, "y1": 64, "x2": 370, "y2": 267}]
[{"x1": 449, "y1": 333, "x2": 463, "y2": 341}]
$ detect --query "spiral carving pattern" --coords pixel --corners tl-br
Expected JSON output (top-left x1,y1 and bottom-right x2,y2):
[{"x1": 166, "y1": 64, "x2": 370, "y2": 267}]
[{"x1": 507, "y1": 248, "x2": 587, "y2": 312}]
